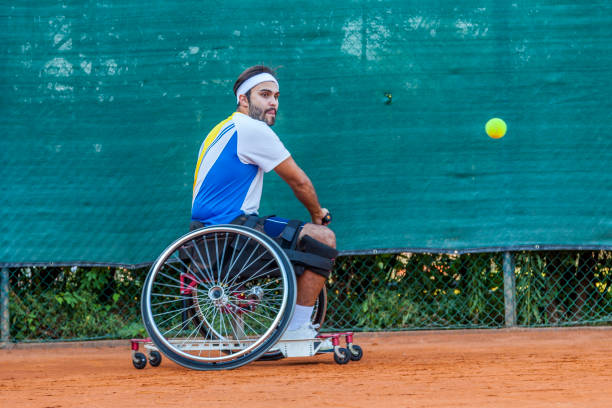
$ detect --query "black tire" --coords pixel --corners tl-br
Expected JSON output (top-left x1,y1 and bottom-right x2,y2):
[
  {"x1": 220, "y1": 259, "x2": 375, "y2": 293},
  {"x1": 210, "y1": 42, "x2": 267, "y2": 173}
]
[
  {"x1": 333, "y1": 347, "x2": 351, "y2": 365},
  {"x1": 348, "y1": 344, "x2": 363, "y2": 361},
  {"x1": 255, "y1": 351, "x2": 286, "y2": 361},
  {"x1": 258, "y1": 286, "x2": 328, "y2": 362},
  {"x1": 133, "y1": 352, "x2": 147, "y2": 369},
  {"x1": 141, "y1": 225, "x2": 296, "y2": 371},
  {"x1": 149, "y1": 350, "x2": 162, "y2": 367}
]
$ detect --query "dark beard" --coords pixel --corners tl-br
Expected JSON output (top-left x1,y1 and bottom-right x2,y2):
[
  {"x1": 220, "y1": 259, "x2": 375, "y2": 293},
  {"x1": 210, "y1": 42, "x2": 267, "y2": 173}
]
[
  {"x1": 248, "y1": 104, "x2": 275, "y2": 126},
  {"x1": 248, "y1": 104, "x2": 266, "y2": 122}
]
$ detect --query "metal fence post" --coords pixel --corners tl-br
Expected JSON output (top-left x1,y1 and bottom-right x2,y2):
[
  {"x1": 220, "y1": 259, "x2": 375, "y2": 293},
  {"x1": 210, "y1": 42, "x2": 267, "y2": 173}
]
[
  {"x1": 1, "y1": 267, "x2": 9, "y2": 345},
  {"x1": 503, "y1": 252, "x2": 517, "y2": 327}
]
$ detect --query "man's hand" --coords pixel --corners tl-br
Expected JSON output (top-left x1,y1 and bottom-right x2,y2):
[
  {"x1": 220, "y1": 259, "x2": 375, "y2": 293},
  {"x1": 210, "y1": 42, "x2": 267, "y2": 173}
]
[
  {"x1": 321, "y1": 211, "x2": 332, "y2": 225},
  {"x1": 312, "y1": 208, "x2": 331, "y2": 225}
]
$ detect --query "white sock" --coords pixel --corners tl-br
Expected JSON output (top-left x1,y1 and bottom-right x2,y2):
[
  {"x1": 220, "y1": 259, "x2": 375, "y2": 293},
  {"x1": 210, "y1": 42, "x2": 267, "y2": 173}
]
[{"x1": 287, "y1": 304, "x2": 314, "y2": 330}]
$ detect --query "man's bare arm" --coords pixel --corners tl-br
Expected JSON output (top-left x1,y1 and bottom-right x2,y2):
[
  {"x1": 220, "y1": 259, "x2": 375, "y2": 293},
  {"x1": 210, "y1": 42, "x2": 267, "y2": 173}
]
[{"x1": 274, "y1": 156, "x2": 327, "y2": 224}]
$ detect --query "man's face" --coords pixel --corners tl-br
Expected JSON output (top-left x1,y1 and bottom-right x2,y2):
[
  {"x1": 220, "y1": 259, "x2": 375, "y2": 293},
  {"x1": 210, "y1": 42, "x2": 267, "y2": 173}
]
[{"x1": 246, "y1": 81, "x2": 279, "y2": 126}]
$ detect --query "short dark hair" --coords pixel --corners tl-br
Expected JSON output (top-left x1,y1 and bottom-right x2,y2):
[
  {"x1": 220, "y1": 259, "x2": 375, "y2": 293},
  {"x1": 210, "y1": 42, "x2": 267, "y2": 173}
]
[{"x1": 233, "y1": 65, "x2": 278, "y2": 97}]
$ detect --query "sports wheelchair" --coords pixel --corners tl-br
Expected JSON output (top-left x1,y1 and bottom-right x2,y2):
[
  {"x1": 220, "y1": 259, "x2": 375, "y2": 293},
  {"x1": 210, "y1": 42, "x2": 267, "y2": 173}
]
[{"x1": 132, "y1": 224, "x2": 362, "y2": 370}]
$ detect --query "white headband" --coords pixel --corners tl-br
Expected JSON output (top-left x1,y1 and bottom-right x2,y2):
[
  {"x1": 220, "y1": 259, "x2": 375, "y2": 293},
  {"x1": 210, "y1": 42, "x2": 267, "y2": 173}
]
[{"x1": 235, "y1": 73, "x2": 278, "y2": 103}]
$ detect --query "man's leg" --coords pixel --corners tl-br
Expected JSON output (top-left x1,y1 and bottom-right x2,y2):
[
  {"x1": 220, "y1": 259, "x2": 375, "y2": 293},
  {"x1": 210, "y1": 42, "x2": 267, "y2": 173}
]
[
  {"x1": 285, "y1": 223, "x2": 336, "y2": 333},
  {"x1": 296, "y1": 223, "x2": 336, "y2": 306}
]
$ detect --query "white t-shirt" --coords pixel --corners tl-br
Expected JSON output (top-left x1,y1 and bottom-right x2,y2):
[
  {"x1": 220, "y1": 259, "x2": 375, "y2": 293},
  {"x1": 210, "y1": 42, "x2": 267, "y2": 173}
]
[{"x1": 191, "y1": 112, "x2": 290, "y2": 225}]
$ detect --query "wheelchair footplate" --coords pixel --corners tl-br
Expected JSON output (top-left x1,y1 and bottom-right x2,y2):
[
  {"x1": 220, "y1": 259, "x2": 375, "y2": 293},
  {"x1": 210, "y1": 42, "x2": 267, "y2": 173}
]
[
  {"x1": 130, "y1": 332, "x2": 362, "y2": 369},
  {"x1": 273, "y1": 332, "x2": 363, "y2": 364}
]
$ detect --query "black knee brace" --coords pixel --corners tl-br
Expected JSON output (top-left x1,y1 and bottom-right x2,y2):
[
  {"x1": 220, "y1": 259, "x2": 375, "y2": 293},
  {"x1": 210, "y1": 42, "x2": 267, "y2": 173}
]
[
  {"x1": 285, "y1": 235, "x2": 338, "y2": 279},
  {"x1": 190, "y1": 216, "x2": 338, "y2": 278}
]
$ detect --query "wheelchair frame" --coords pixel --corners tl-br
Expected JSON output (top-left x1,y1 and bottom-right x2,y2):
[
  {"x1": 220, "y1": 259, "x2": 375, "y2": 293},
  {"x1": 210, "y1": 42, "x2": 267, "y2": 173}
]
[{"x1": 132, "y1": 224, "x2": 362, "y2": 370}]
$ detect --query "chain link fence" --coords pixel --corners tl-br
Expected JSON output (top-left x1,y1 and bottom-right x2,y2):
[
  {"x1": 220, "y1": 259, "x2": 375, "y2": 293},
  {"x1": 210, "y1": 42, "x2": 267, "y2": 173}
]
[
  {"x1": 1, "y1": 250, "x2": 611, "y2": 343},
  {"x1": 3, "y1": 266, "x2": 146, "y2": 342}
]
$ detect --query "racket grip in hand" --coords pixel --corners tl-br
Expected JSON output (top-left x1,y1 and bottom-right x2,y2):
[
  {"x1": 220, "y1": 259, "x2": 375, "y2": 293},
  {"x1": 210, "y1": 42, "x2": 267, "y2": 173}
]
[{"x1": 321, "y1": 212, "x2": 332, "y2": 225}]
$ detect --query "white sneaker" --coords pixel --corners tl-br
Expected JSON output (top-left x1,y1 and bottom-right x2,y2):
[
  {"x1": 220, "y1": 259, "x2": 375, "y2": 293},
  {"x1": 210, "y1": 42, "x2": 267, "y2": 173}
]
[{"x1": 281, "y1": 322, "x2": 319, "y2": 341}]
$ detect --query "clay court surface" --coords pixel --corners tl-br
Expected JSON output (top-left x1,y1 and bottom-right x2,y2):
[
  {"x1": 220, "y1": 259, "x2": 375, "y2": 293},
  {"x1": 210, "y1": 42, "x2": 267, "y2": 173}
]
[{"x1": 1, "y1": 328, "x2": 610, "y2": 408}]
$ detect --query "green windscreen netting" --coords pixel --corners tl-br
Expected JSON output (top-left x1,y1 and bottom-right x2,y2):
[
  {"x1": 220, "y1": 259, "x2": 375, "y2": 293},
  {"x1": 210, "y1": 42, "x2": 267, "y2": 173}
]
[{"x1": 2, "y1": 1, "x2": 611, "y2": 265}]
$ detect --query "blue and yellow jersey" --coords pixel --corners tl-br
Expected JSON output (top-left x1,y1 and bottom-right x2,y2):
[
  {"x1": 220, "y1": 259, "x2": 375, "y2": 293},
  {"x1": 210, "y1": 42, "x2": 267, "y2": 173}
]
[{"x1": 191, "y1": 112, "x2": 290, "y2": 225}]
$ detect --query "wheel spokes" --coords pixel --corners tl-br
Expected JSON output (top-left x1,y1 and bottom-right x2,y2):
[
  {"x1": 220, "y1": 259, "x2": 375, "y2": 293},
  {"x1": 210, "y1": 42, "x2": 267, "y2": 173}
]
[{"x1": 146, "y1": 228, "x2": 290, "y2": 363}]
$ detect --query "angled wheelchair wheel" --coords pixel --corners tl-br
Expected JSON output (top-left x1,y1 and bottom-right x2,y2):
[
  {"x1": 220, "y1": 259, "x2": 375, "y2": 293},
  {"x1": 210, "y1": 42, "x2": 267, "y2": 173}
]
[{"x1": 141, "y1": 224, "x2": 296, "y2": 370}]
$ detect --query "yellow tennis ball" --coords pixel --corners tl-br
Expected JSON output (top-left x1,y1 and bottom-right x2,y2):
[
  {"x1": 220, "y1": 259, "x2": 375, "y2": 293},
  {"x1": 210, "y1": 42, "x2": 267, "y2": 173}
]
[{"x1": 485, "y1": 118, "x2": 507, "y2": 139}]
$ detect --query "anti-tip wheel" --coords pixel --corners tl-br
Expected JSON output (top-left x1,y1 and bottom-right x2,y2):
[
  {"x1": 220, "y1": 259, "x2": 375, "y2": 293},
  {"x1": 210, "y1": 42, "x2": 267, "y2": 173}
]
[
  {"x1": 333, "y1": 347, "x2": 351, "y2": 365},
  {"x1": 348, "y1": 344, "x2": 363, "y2": 361},
  {"x1": 149, "y1": 350, "x2": 162, "y2": 367},
  {"x1": 133, "y1": 352, "x2": 147, "y2": 369}
]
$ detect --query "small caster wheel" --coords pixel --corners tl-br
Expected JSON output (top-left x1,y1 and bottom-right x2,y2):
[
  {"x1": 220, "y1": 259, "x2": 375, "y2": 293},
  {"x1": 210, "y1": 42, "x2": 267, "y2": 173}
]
[
  {"x1": 348, "y1": 344, "x2": 363, "y2": 361},
  {"x1": 333, "y1": 347, "x2": 351, "y2": 365},
  {"x1": 149, "y1": 351, "x2": 162, "y2": 367},
  {"x1": 133, "y1": 352, "x2": 147, "y2": 369}
]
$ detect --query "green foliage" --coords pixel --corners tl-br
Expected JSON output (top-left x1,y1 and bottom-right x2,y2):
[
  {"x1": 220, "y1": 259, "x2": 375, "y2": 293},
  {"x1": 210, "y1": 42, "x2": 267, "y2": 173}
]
[
  {"x1": 328, "y1": 251, "x2": 611, "y2": 331},
  {"x1": 515, "y1": 251, "x2": 612, "y2": 326},
  {"x1": 8, "y1": 266, "x2": 147, "y2": 341},
  {"x1": 358, "y1": 289, "x2": 423, "y2": 329},
  {"x1": 3, "y1": 250, "x2": 611, "y2": 341},
  {"x1": 326, "y1": 252, "x2": 505, "y2": 331}
]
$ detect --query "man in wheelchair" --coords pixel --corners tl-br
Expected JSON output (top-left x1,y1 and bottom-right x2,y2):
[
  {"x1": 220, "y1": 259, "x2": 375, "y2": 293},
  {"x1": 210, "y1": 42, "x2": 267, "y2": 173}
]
[{"x1": 190, "y1": 65, "x2": 338, "y2": 343}]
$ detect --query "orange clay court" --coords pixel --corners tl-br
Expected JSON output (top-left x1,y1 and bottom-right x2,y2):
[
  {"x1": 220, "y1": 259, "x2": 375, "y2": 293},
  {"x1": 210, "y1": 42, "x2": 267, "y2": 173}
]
[{"x1": 1, "y1": 327, "x2": 610, "y2": 408}]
